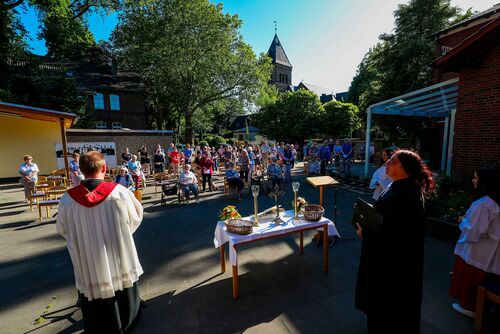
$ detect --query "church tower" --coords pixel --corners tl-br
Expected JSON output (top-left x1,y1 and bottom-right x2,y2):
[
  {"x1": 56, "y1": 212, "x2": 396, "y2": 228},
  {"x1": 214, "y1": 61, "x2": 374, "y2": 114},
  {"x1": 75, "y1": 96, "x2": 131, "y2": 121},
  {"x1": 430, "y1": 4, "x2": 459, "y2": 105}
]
[{"x1": 267, "y1": 33, "x2": 293, "y2": 91}]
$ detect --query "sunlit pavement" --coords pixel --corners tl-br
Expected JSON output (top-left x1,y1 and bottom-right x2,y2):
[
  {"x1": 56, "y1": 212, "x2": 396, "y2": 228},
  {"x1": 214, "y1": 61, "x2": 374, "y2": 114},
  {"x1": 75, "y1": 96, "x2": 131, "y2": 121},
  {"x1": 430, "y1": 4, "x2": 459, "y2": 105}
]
[{"x1": 0, "y1": 163, "x2": 498, "y2": 333}]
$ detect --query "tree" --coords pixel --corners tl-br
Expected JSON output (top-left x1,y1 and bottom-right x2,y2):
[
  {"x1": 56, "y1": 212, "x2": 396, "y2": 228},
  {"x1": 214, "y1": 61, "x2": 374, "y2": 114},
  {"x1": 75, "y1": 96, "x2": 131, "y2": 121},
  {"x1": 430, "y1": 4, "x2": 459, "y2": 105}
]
[
  {"x1": 320, "y1": 100, "x2": 361, "y2": 138},
  {"x1": 113, "y1": 0, "x2": 272, "y2": 144},
  {"x1": 348, "y1": 0, "x2": 473, "y2": 137},
  {"x1": 253, "y1": 89, "x2": 323, "y2": 142}
]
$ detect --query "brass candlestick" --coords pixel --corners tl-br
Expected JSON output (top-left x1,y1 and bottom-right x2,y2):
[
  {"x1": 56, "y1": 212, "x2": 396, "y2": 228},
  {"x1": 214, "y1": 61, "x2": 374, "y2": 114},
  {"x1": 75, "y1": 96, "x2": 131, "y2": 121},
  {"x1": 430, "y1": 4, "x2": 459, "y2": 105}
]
[
  {"x1": 251, "y1": 185, "x2": 260, "y2": 226},
  {"x1": 269, "y1": 185, "x2": 285, "y2": 224},
  {"x1": 292, "y1": 182, "x2": 300, "y2": 221}
]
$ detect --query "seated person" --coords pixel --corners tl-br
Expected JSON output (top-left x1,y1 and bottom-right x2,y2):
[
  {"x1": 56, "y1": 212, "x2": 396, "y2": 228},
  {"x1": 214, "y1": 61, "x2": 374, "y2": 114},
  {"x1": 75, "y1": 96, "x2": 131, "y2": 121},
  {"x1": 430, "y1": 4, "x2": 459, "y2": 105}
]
[
  {"x1": 307, "y1": 155, "x2": 321, "y2": 177},
  {"x1": 225, "y1": 162, "x2": 244, "y2": 200},
  {"x1": 115, "y1": 167, "x2": 135, "y2": 191},
  {"x1": 267, "y1": 157, "x2": 284, "y2": 190},
  {"x1": 179, "y1": 164, "x2": 199, "y2": 204}
]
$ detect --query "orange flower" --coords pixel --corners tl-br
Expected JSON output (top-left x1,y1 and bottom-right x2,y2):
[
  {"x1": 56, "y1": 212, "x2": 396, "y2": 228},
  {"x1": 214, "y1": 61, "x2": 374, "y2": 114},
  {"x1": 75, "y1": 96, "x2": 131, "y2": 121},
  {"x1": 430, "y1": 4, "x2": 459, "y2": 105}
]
[{"x1": 230, "y1": 211, "x2": 237, "y2": 217}]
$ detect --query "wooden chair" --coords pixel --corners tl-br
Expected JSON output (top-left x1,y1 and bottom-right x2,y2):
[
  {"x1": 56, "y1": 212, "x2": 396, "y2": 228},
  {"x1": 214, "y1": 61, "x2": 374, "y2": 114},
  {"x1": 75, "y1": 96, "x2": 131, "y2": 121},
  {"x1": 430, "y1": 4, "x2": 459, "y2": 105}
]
[
  {"x1": 224, "y1": 176, "x2": 238, "y2": 197},
  {"x1": 154, "y1": 172, "x2": 169, "y2": 198},
  {"x1": 38, "y1": 199, "x2": 59, "y2": 221},
  {"x1": 35, "y1": 180, "x2": 50, "y2": 193},
  {"x1": 45, "y1": 186, "x2": 67, "y2": 200},
  {"x1": 474, "y1": 281, "x2": 500, "y2": 333},
  {"x1": 218, "y1": 162, "x2": 225, "y2": 177},
  {"x1": 38, "y1": 175, "x2": 48, "y2": 182},
  {"x1": 29, "y1": 192, "x2": 46, "y2": 211}
]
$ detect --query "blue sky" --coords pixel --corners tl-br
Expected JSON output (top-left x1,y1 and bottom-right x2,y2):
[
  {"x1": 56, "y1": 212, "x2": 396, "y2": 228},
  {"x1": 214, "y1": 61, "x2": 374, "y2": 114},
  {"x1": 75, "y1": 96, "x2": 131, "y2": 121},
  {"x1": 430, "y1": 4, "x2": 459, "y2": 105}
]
[{"x1": 19, "y1": 0, "x2": 494, "y2": 92}]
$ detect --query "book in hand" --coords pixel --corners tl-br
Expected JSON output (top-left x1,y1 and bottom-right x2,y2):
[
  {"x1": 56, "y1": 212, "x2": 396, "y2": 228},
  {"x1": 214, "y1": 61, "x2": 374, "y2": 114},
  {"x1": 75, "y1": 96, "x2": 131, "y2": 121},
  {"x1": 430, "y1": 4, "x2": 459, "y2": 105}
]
[{"x1": 351, "y1": 197, "x2": 383, "y2": 229}]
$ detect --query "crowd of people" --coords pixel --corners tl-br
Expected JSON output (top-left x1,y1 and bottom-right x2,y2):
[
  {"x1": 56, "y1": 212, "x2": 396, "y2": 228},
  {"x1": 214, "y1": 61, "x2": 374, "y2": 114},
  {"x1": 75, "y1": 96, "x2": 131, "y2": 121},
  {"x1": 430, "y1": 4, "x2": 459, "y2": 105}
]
[{"x1": 15, "y1": 138, "x2": 499, "y2": 334}]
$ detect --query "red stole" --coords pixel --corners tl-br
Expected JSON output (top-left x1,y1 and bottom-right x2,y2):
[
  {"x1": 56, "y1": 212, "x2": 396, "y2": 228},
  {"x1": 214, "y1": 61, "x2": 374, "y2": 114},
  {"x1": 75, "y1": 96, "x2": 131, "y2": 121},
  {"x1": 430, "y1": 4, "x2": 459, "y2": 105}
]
[{"x1": 67, "y1": 182, "x2": 118, "y2": 208}]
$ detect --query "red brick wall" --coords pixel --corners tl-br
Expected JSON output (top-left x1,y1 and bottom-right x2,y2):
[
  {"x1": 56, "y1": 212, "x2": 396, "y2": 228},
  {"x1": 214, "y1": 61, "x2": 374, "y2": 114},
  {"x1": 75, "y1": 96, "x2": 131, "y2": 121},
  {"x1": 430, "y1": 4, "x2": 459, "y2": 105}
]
[{"x1": 451, "y1": 44, "x2": 500, "y2": 180}]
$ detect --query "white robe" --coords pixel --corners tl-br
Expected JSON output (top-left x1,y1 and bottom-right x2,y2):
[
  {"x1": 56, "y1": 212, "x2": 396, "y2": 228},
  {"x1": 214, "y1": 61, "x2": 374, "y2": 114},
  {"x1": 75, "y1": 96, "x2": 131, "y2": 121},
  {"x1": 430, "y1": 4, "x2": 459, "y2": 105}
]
[
  {"x1": 56, "y1": 185, "x2": 144, "y2": 300},
  {"x1": 454, "y1": 195, "x2": 500, "y2": 274},
  {"x1": 369, "y1": 165, "x2": 392, "y2": 200}
]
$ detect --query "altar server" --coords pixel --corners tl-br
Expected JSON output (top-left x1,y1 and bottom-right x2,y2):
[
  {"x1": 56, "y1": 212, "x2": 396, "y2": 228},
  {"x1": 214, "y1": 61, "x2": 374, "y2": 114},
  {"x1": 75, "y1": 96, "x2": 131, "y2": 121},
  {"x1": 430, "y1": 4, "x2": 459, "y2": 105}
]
[{"x1": 56, "y1": 151, "x2": 144, "y2": 333}]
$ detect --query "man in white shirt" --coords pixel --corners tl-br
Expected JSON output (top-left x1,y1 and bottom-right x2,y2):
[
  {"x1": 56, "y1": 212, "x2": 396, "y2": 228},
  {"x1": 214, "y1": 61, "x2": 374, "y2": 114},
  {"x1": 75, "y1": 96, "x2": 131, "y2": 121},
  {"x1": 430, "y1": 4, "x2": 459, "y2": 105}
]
[{"x1": 56, "y1": 151, "x2": 144, "y2": 333}]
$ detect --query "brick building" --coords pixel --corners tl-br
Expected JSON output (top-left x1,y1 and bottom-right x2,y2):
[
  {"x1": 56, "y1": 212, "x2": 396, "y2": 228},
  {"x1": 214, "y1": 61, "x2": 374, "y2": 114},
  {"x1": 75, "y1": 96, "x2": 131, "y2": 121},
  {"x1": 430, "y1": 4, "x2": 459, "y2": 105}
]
[
  {"x1": 433, "y1": 5, "x2": 500, "y2": 180},
  {"x1": 9, "y1": 54, "x2": 148, "y2": 130},
  {"x1": 362, "y1": 4, "x2": 499, "y2": 179}
]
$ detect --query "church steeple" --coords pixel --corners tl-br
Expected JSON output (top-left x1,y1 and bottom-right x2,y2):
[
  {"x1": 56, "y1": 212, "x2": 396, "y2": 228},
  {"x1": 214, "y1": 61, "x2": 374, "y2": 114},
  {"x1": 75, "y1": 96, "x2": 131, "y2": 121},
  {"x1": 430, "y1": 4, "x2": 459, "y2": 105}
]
[{"x1": 267, "y1": 31, "x2": 293, "y2": 91}]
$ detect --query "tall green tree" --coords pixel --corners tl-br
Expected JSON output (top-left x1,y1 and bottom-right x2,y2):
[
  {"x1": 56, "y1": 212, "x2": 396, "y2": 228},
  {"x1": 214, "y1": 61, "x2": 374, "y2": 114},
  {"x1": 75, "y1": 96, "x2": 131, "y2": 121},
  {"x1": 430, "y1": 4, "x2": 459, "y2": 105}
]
[
  {"x1": 348, "y1": 0, "x2": 473, "y2": 137},
  {"x1": 113, "y1": 0, "x2": 272, "y2": 144},
  {"x1": 254, "y1": 89, "x2": 323, "y2": 143},
  {"x1": 320, "y1": 100, "x2": 361, "y2": 138}
]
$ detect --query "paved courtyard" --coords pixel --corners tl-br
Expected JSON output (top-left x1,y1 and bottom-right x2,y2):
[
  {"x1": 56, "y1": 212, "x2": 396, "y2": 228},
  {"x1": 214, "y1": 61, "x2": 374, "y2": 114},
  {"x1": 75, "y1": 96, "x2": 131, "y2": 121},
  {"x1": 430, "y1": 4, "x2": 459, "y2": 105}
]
[{"x1": 0, "y1": 163, "x2": 498, "y2": 334}]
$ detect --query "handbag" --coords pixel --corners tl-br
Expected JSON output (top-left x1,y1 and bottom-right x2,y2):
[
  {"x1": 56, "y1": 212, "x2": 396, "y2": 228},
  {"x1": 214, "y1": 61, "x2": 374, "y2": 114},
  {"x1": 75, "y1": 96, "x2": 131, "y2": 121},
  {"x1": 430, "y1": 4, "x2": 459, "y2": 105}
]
[{"x1": 351, "y1": 197, "x2": 383, "y2": 229}]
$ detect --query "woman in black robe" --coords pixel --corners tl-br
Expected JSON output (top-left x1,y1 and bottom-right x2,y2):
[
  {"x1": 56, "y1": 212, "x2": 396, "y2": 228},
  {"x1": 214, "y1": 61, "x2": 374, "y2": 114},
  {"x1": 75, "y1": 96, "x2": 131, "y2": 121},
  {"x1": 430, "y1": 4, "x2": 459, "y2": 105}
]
[{"x1": 355, "y1": 149, "x2": 435, "y2": 333}]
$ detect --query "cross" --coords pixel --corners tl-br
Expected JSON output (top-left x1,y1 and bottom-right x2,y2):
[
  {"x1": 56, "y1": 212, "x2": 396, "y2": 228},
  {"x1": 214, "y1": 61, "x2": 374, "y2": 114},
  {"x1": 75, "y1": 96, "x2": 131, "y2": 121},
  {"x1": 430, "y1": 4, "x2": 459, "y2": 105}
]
[{"x1": 274, "y1": 20, "x2": 277, "y2": 33}]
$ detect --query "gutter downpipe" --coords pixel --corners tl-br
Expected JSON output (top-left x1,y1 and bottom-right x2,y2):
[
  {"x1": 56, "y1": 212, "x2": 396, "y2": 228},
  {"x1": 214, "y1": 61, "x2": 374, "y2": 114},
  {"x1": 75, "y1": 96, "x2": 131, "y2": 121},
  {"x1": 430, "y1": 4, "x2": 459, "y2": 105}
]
[
  {"x1": 445, "y1": 108, "x2": 456, "y2": 176},
  {"x1": 364, "y1": 107, "x2": 372, "y2": 178},
  {"x1": 440, "y1": 116, "x2": 450, "y2": 173}
]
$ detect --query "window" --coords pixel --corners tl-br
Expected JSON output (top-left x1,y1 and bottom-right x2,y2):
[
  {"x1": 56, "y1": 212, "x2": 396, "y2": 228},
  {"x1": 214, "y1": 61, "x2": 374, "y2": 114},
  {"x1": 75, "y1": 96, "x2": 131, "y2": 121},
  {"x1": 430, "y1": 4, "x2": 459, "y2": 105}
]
[
  {"x1": 110, "y1": 94, "x2": 120, "y2": 111},
  {"x1": 96, "y1": 121, "x2": 106, "y2": 129},
  {"x1": 93, "y1": 93, "x2": 105, "y2": 109},
  {"x1": 112, "y1": 122, "x2": 122, "y2": 129}
]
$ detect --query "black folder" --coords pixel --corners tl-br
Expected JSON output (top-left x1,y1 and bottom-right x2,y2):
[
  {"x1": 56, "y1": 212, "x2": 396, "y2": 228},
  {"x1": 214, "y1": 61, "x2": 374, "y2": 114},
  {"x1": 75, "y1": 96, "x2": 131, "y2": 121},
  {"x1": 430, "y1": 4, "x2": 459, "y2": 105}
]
[{"x1": 351, "y1": 197, "x2": 383, "y2": 228}]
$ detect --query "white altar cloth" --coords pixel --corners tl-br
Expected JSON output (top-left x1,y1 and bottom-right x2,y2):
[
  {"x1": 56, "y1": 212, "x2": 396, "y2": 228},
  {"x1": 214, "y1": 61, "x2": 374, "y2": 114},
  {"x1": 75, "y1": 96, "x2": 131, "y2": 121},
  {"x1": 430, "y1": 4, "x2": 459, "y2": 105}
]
[{"x1": 214, "y1": 210, "x2": 340, "y2": 266}]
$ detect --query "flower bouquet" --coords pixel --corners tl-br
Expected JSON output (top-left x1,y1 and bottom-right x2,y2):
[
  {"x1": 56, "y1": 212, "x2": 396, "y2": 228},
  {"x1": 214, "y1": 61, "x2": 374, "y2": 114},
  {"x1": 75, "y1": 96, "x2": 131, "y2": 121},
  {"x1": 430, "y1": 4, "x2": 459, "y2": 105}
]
[
  {"x1": 219, "y1": 205, "x2": 242, "y2": 221},
  {"x1": 292, "y1": 197, "x2": 308, "y2": 212}
]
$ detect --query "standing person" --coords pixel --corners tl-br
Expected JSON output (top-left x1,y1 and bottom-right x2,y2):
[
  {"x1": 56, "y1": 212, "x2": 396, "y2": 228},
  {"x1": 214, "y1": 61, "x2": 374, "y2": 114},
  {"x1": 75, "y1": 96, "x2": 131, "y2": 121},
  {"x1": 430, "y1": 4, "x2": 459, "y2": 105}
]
[
  {"x1": 138, "y1": 146, "x2": 150, "y2": 165},
  {"x1": 199, "y1": 151, "x2": 215, "y2": 192},
  {"x1": 309, "y1": 142, "x2": 320, "y2": 158},
  {"x1": 127, "y1": 155, "x2": 142, "y2": 190},
  {"x1": 319, "y1": 140, "x2": 332, "y2": 176},
  {"x1": 369, "y1": 148, "x2": 394, "y2": 200},
  {"x1": 70, "y1": 152, "x2": 85, "y2": 187},
  {"x1": 169, "y1": 146, "x2": 181, "y2": 175},
  {"x1": 222, "y1": 145, "x2": 233, "y2": 168},
  {"x1": 18, "y1": 155, "x2": 39, "y2": 202},
  {"x1": 303, "y1": 141, "x2": 309, "y2": 161},
  {"x1": 369, "y1": 142, "x2": 375, "y2": 164},
  {"x1": 333, "y1": 139, "x2": 343, "y2": 170},
  {"x1": 254, "y1": 145, "x2": 262, "y2": 176},
  {"x1": 56, "y1": 151, "x2": 143, "y2": 333},
  {"x1": 355, "y1": 149, "x2": 435, "y2": 333},
  {"x1": 155, "y1": 144, "x2": 165, "y2": 156},
  {"x1": 260, "y1": 140, "x2": 270, "y2": 169},
  {"x1": 449, "y1": 168, "x2": 500, "y2": 317},
  {"x1": 341, "y1": 139, "x2": 353, "y2": 176},
  {"x1": 237, "y1": 149, "x2": 250, "y2": 183},
  {"x1": 211, "y1": 147, "x2": 218, "y2": 171},
  {"x1": 183, "y1": 144, "x2": 193, "y2": 165},
  {"x1": 153, "y1": 150, "x2": 166, "y2": 173},
  {"x1": 282, "y1": 144, "x2": 295, "y2": 183},
  {"x1": 121, "y1": 148, "x2": 132, "y2": 165}
]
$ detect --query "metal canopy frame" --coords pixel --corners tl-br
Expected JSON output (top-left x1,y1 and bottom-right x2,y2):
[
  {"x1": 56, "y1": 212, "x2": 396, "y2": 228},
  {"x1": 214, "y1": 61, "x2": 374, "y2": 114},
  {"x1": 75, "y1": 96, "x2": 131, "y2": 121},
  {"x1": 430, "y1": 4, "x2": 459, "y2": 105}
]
[{"x1": 364, "y1": 78, "x2": 459, "y2": 177}]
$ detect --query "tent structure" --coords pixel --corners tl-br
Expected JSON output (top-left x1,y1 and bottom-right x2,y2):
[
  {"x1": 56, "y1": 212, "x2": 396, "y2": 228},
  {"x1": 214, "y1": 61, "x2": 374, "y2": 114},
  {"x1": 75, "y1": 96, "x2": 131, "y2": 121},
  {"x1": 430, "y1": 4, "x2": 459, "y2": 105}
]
[{"x1": 363, "y1": 78, "x2": 459, "y2": 177}]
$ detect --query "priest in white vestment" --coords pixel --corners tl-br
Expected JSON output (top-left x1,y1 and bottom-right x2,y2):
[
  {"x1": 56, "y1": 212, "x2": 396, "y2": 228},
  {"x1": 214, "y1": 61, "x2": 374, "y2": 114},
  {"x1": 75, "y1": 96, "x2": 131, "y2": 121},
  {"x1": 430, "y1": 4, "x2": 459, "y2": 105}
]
[{"x1": 57, "y1": 151, "x2": 144, "y2": 333}]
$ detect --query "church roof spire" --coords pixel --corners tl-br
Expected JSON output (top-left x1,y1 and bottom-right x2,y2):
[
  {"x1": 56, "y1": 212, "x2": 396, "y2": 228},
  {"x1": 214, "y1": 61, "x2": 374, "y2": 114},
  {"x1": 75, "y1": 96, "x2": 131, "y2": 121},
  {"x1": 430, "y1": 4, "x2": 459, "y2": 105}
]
[{"x1": 267, "y1": 30, "x2": 292, "y2": 68}]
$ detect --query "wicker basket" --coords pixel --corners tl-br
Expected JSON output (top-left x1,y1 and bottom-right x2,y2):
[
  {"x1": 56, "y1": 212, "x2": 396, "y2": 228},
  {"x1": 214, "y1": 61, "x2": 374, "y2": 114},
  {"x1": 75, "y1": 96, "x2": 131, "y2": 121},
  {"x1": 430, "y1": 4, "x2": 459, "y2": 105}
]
[
  {"x1": 303, "y1": 204, "x2": 325, "y2": 222},
  {"x1": 225, "y1": 219, "x2": 253, "y2": 235}
]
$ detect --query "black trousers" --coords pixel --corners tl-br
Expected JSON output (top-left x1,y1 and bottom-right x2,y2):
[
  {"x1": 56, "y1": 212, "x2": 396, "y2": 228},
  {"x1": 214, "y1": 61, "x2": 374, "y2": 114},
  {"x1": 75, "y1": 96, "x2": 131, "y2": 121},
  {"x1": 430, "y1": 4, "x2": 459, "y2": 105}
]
[
  {"x1": 202, "y1": 173, "x2": 212, "y2": 191},
  {"x1": 320, "y1": 160, "x2": 328, "y2": 175},
  {"x1": 239, "y1": 170, "x2": 248, "y2": 182},
  {"x1": 79, "y1": 282, "x2": 141, "y2": 334}
]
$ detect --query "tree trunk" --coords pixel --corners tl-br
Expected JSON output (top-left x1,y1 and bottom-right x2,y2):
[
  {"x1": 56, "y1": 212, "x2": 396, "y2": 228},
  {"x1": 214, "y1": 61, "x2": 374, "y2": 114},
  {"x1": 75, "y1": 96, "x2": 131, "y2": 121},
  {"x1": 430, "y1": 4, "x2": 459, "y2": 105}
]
[{"x1": 184, "y1": 107, "x2": 193, "y2": 145}]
